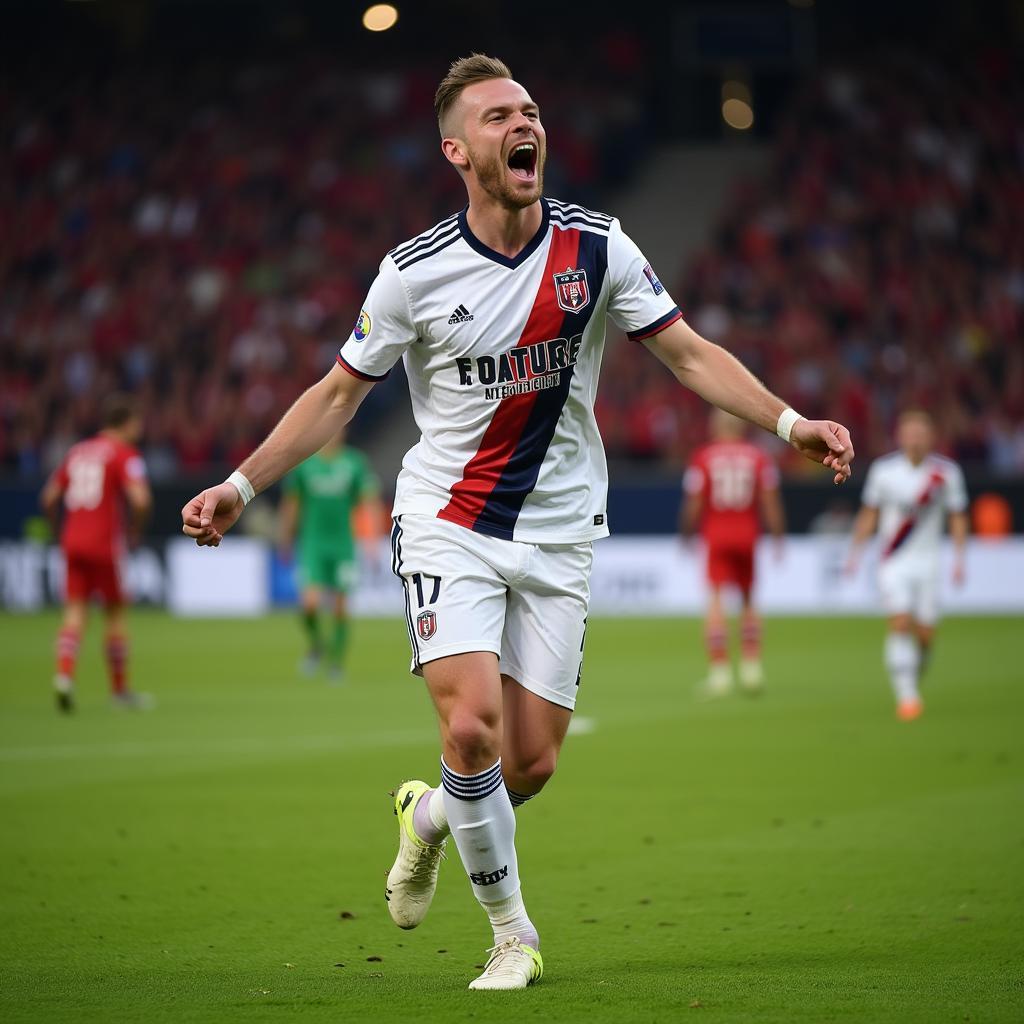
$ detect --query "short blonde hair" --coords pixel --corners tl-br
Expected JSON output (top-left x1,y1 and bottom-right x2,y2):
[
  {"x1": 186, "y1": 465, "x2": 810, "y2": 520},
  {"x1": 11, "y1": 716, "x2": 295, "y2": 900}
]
[{"x1": 434, "y1": 53, "x2": 513, "y2": 136}]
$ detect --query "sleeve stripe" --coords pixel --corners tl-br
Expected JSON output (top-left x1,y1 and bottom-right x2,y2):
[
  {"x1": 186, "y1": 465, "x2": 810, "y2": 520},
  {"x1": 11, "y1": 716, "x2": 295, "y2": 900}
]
[
  {"x1": 626, "y1": 307, "x2": 683, "y2": 341},
  {"x1": 336, "y1": 352, "x2": 389, "y2": 382}
]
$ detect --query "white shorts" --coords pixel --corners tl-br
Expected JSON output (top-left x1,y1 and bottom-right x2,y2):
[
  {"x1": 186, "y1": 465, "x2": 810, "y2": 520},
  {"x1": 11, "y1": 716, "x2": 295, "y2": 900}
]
[
  {"x1": 389, "y1": 514, "x2": 592, "y2": 710},
  {"x1": 878, "y1": 559, "x2": 940, "y2": 625}
]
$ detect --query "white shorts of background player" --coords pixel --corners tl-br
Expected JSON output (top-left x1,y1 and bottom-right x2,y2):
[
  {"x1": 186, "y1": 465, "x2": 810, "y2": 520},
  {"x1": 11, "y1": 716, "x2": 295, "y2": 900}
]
[{"x1": 877, "y1": 556, "x2": 940, "y2": 626}]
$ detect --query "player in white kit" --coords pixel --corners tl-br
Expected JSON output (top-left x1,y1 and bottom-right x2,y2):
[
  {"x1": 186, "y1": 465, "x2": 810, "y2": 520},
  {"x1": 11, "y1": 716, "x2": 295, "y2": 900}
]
[
  {"x1": 181, "y1": 55, "x2": 855, "y2": 990},
  {"x1": 847, "y1": 411, "x2": 968, "y2": 720}
]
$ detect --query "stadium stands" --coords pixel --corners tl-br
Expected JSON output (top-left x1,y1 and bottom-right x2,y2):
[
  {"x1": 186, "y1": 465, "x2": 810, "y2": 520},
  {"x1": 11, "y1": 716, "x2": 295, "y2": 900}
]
[
  {"x1": 598, "y1": 54, "x2": 1024, "y2": 474},
  {"x1": 0, "y1": 51, "x2": 652, "y2": 479},
  {"x1": 2, "y1": 48, "x2": 1021, "y2": 479}
]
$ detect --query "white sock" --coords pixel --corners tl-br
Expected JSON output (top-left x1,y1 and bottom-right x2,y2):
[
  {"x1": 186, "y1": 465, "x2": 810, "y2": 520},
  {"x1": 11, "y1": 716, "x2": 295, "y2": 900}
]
[
  {"x1": 484, "y1": 888, "x2": 538, "y2": 948},
  {"x1": 885, "y1": 632, "x2": 920, "y2": 702},
  {"x1": 411, "y1": 786, "x2": 450, "y2": 845},
  {"x1": 427, "y1": 787, "x2": 448, "y2": 834},
  {"x1": 440, "y1": 757, "x2": 539, "y2": 946}
]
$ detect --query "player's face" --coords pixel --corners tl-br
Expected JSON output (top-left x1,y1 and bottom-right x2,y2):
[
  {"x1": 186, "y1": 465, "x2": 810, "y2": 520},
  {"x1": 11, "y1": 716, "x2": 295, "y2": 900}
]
[
  {"x1": 898, "y1": 417, "x2": 933, "y2": 461},
  {"x1": 453, "y1": 78, "x2": 546, "y2": 209},
  {"x1": 122, "y1": 415, "x2": 143, "y2": 445}
]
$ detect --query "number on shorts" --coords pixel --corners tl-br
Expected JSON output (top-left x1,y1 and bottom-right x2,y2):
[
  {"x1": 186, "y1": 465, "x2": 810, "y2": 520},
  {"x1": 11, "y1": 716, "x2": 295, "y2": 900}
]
[
  {"x1": 65, "y1": 458, "x2": 105, "y2": 510},
  {"x1": 410, "y1": 572, "x2": 441, "y2": 607}
]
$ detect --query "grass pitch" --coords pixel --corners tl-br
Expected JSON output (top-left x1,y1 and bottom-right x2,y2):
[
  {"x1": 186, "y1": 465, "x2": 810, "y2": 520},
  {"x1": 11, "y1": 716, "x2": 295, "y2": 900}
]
[{"x1": 1, "y1": 611, "x2": 1021, "y2": 1023}]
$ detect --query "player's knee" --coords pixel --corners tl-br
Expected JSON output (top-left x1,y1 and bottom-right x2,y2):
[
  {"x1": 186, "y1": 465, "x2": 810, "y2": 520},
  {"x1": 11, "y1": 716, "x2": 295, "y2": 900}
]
[
  {"x1": 510, "y1": 748, "x2": 558, "y2": 792},
  {"x1": 444, "y1": 710, "x2": 501, "y2": 770},
  {"x1": 889, "y1": 614, "x2": 913, "y2": 633}
]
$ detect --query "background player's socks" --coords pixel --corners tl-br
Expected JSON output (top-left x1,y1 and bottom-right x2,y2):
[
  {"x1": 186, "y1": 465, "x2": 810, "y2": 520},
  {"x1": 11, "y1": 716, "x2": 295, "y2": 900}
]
[
  {"x1": 885, "y1": 632, "x2": 920, "y2": 703},
  {"x1": 56, "y1": 626, "x2": 80, "y2": 680},
  {"x1": 506, "y1": 787, "x2": 535, "y2": 809},
  {"x1": 741, "y1": 612, "x2": 761, "y2": 661},
  {"x1": 705, "y1": 622, "x2": 728, "y2": 665},
  {"x1": 105, "y1": 636, "x2": 128, "y2": 695},
  {"x1": 441, "y1": 757, "x2": 537, "y2": 944},
  {"x1": 302, "y1": 610, "x2": 321, "y2": 656},
  {"x1": 329, "y1": 618, "x2": 349, "y2": 667},
  {"x1": 412, "y1": 786, "x2": 450, "y2": 845}
]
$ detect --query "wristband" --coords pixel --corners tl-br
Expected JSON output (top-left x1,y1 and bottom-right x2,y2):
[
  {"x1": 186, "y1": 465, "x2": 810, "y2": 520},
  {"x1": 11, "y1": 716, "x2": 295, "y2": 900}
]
[
  {"x1": 227, "y1": 470, "x2": 255, "y2": 506},
  {"x1": 776, "y1": 407, "x2": 803, "y2": 444}
]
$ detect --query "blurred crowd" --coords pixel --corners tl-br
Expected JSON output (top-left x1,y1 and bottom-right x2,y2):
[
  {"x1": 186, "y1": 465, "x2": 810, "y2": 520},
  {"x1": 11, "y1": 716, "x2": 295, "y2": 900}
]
[
  {"x1": 3, "y1": 48, "x2": 1021, "y2": 482},
  {"x1": 0, "y1": 43, "x2": 649, "y2": 479},
  {"x1": 599, "y1": 53, "x2": 1024, "y2": 475}
]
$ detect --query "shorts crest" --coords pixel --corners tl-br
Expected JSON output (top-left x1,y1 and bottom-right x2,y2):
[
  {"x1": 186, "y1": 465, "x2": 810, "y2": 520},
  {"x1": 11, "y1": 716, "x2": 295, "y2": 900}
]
[{"x1": 416, "y1": 609, "x2": 437, "y2": 641}]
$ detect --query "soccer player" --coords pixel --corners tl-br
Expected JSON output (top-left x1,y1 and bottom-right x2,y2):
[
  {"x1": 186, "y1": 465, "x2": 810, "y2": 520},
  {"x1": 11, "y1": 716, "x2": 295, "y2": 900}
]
[
  {"x1": 278, "y1": 429, "x2": 382, "y2": 680},
  {"x1": 846, "y1": 410, "x2": 967, "y2": 720},
  {"x1": 181, "y1": 55, "x2": 854, "y2": 990},
  {"x1": 682, "y1": 409, "x2": 784, "y2": 695},
  {"x1": 41, "y1": 394, "x2": 152, "y2": 712}
]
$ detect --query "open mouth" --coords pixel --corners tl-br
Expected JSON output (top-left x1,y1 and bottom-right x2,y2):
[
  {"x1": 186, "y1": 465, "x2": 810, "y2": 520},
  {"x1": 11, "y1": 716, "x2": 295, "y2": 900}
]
[{"x1": 507, "y1": 141, "x2": 538, "y2": 182}]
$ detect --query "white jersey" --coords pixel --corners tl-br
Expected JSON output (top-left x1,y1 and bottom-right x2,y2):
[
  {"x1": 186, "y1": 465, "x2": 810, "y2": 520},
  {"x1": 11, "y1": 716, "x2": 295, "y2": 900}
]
[
  {"x1": 337, "y1": 197, "x2": 681, "y2": 543},
  {"x1": 861, "y1": 451, "x2": 967, "y2": 566}
]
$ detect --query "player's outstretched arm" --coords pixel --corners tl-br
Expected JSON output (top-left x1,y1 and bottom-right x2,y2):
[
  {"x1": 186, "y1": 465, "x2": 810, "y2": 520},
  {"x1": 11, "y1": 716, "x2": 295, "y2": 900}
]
[
  {"x1": 644, "y1": 318, "x2": 854, "y2": 484},
  {"x1": 182, "y1": 363, "x2": 374, "y2": 547}
]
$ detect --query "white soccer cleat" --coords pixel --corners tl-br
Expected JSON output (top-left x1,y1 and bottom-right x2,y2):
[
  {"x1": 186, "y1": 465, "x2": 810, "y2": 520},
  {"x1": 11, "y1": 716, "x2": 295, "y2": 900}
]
[
  {"x1": 468, "y1": 936, "x2": 544, "y2": 990},
  {"x1": 385, "y1": 780, "x2": 446, "y2": 929},
  {"x1": 739, "y1": 658, "x2": 764, "y2": 693},
  {"x1": 111, "y1": 690, "x2": 155, "y2": 711},
  {"x1": 700, "y1": 662, "x2": 733, "y2": 699}
]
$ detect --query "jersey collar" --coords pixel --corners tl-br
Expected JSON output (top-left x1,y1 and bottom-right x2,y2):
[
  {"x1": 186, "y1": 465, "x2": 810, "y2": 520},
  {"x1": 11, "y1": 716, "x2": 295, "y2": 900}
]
[{"x1": 457, "y1": 198, "x2": 550, "y2": 270}]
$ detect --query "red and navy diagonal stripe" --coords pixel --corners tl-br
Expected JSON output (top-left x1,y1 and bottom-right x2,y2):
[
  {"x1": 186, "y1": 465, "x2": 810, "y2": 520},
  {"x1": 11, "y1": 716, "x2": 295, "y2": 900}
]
[
  {"x1": 882, "y1": 469, "x2": 946, "y2": 558},
  {"x1": 438, "y1": 226, "x2": 608, "y2": 540}
]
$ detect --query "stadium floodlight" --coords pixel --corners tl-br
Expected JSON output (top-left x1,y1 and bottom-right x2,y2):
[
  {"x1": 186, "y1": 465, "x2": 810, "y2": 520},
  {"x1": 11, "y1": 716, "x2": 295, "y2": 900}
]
[
  {"x1": 721, "y1": 80, "x2": 754, "y2": 130},
  {"x1": 362, "y1": 4, "x2": 399, "y2": 32}
]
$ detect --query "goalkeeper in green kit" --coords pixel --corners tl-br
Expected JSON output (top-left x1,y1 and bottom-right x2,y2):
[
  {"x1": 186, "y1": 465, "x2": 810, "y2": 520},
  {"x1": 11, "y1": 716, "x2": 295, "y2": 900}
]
[{"x1": 278, "y1": 429, "x2": 382, "y2": 680}]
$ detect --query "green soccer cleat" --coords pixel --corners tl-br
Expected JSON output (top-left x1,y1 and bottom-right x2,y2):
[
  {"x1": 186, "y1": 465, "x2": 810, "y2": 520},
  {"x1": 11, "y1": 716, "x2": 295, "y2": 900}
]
[
  {"x1": 385, "y1": 780, "x2": 446, "y2": 930},
  {"x1": 468, "y1": 937, "x2": 544, "y2": 990}
]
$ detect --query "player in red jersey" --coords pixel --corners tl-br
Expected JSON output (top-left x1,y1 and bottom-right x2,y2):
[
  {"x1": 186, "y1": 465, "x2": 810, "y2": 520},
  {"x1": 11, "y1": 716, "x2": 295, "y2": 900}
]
[
  {"x1": 41, "y1": 395, "x2": 153, "y2": 712},
  {"x1": 682, "y1": 410, "x2": 785, "y2": 695}
]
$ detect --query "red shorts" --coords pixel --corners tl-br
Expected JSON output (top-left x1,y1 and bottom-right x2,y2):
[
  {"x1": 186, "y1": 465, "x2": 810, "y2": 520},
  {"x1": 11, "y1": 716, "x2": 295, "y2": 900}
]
[
  {"x1": 64, "y1": 553, "x2": 125, "y2": 605},
  {"x1": 706, "y1": 542, "x2": 755, "y2": 594}
]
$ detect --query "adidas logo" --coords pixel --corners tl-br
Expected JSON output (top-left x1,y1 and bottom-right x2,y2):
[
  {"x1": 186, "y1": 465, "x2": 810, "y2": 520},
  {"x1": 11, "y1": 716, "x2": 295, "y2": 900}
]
[{"x1": 448, "y1": 304, "x2": 474, "y2": 324}]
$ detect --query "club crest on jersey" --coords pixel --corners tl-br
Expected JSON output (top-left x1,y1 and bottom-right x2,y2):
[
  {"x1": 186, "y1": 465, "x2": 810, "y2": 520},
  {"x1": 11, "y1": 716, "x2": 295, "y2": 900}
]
[
  {"x1": 416, "y1": 610, "x2": 437, "y2": 641},
  {"x1": 553, "y1": 267, "x2": 590, "y2": 313},
  {"x1": 353, "y1": 309, "x2": 372, "y2": 341}
]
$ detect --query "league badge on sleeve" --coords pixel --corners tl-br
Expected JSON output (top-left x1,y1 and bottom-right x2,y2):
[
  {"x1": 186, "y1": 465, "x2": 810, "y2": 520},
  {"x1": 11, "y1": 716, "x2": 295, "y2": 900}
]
[
  {"x1": 553, "y1": 267, "x2": 590, "y2": 313},
  {"x1": 354, "y1": 309, "x2": 372, "y2": 341},
  {"x1": 642, "y1": 262, "x2": 665, "y2": 295}
]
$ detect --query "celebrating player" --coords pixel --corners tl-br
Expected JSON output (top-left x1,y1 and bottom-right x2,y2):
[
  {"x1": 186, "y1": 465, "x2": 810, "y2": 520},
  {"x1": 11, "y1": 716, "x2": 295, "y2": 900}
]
[
  {"x1": 278, "y1": 429, "x2": 382, "y2": 680},
  {"x1": 846, "y1": 410, "x2": 967, "y2": 720},
  {"x1": 682, "y1": 410, "x2": 784, "y2": 696},
  {"x1": 41, "y1": 394, "x2": 152, "y2": 712},
  {"x1": 181, "y1": 55, "x2": 854, "y2": 990}
]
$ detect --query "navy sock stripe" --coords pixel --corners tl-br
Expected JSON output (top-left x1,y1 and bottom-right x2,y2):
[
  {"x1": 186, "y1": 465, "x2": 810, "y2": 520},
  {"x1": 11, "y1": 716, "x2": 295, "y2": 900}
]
[
  {"x1": 506, "y1": 787, "x2": 535, "y2": 808},
  {"x1": 440, "y1": 764, "x2": 502, "y2": 792},
  {"x1": 440, "y1": 758, "x2": 504, "y2": 801}
]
